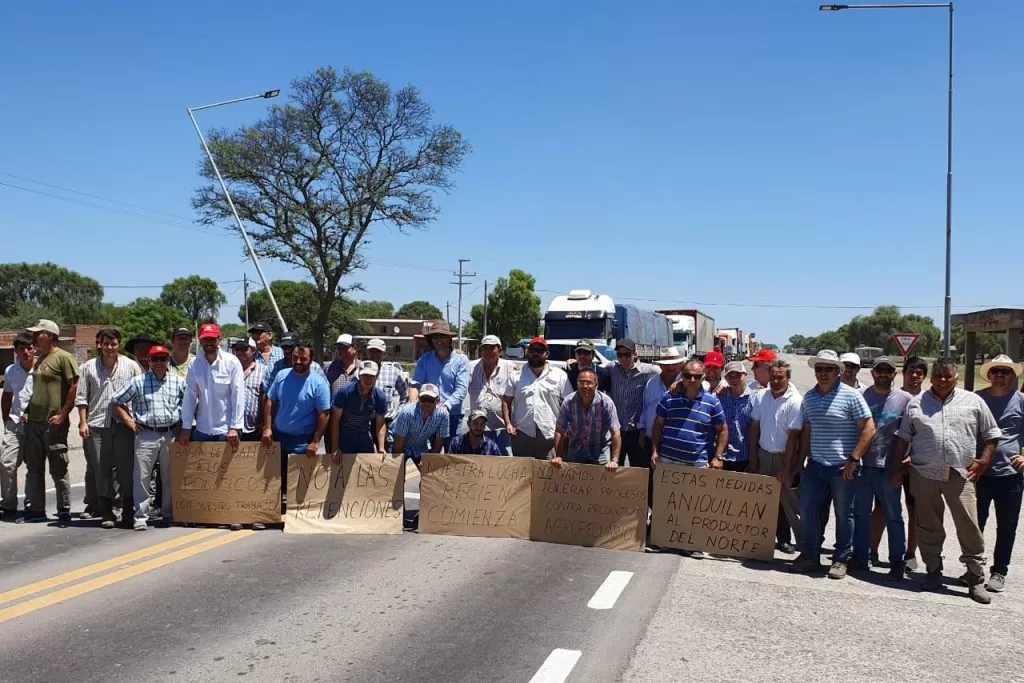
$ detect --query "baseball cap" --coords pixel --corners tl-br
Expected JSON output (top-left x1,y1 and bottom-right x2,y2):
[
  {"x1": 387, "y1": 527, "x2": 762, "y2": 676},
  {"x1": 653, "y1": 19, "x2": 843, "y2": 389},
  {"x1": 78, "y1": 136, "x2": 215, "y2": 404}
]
[
  {"x1": 26, "y1": 319, "x2": 60, "y2": 336},
  {"x1": 724, "y1": 361, "x2": 747, "y2": 375},
  {"x1": 575, "y1": 339, "x2": 596, "y2": 353},
  {"x1": 231, "y1": 337, "x2": 253, "y2": 349},
  {"x1": 148, "y1": 344, "x2": 171, "y2": 358},
  {"x1": 366, "y1": 338, "x2": 387, "y2": 352},
  {"x1": 704, "y1": 351, "x2": 725, "y2": 368},
  {"x1": 527, "y1": 336, "x2": 548, "y2": 350},
  {"x1": 172, "y1": 327, "x2": 194, "y2": 338},
  {"x1": 198, "y1": 323, "x2": 221, "y2": 339},
  {"x1": 616, "y1": 339, "x2": 637, "y2": 353},
  {"x1": 468, "y1": 408, "x2": 487, "y2": 423},
  {"x1": 335, "y1": 333, "x2": 354, "y2": 346},
  {"x1": 357, "y1": 360, "x2": 379, "y2": 377},
  {"x1": 839, "y1": 352, "x2": 861, "y2": 366},
  {"x1": 479, "y1": 334, "x2": 501, "y2": 347},
  {"x1": 248, "y1": 322, "x2": 271, "y2": 335},
  {"x1": 873, "y1": 356, "x2": 897, "y2": 370},
  {"x1": 419, "y1": 383, "x2": 440, "y2": 399},
  {"x1": 279, "y1": 332, "x2": 300, "y2": 348},
  {"x1": 747, "y1": 349, "x2": 777, "y2": 364}
]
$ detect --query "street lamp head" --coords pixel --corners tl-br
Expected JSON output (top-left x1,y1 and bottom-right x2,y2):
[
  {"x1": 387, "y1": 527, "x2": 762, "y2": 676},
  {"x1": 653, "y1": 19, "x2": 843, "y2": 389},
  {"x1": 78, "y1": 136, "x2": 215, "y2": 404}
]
[
  {"x1": 263, "y1": 89, "x2": 281, "y2": 99},
  {"x1": 819, "y1": 4, "x2": 849, "y2": 9}
]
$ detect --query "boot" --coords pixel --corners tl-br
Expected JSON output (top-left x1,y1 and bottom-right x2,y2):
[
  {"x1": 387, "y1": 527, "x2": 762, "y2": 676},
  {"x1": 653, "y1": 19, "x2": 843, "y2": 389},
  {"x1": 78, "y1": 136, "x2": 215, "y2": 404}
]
[
  {"x1": 99, "y1": 497, "x2": 115, "y2": 529},
  {"x1": 119, "y1": 497, "x2": 135, "y2": 529}
]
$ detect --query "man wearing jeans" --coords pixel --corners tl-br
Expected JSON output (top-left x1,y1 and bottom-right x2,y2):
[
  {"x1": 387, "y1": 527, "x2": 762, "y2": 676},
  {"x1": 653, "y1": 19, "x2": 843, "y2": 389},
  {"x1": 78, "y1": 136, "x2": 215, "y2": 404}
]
[
  {"x1": 792, "y1": 350, "x2": 875, "y2": 579},
  {"x1": 113, "y1": 345, "x2": 185, "y2": 530},
  {"x1": 853, "y1": 356, "x2": 911, "y2": 579},
  {"x1": 178, "y1": 323, "x2": 245, "y2": 449}
]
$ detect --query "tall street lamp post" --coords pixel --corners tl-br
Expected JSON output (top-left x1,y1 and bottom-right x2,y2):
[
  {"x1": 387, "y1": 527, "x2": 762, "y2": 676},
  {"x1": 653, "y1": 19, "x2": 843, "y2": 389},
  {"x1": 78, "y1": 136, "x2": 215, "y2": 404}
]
[
  {"x1": 187, "y1": 90, "x2": 289, "y2": 333},
  {"x1": 820, "y1": 3, "x2": 954, "y2": 355}
]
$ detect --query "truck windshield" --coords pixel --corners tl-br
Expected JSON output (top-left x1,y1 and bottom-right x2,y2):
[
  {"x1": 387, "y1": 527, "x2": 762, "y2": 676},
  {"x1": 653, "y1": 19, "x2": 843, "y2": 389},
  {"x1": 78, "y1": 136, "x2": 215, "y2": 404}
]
[
  {"x1": 543, "y1": 320, "x2": 609, "y2": 342},
  {"x1": 672, "y1": 332, "x2": 692, "y2": 345}
]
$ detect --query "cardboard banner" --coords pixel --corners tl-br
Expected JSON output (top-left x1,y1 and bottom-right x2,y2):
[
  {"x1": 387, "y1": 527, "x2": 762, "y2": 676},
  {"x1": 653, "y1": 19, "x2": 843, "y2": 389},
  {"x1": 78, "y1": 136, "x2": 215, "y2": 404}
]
[
  {"x1": 285, "y1": 453, "x2": 404, "y2": 534},
  {"x1": 650, "y1": 464, "x2": 780, "y2": 560},
  {"x1": 530, "y1": 462, "x2": 648, "y2": 552},
  {"x1": 418, "y1": 454, "x2": 532, "y2": 539},
  {"x1": 169, "y1": 441, "x2": 282, "y2": 525}
]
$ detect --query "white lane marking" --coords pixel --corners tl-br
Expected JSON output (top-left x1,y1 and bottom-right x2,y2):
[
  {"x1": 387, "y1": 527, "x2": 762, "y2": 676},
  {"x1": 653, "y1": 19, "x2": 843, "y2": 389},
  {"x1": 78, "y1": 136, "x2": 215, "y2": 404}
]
[
  {"x1": 17, "y1": 482, "x2": 86, "y2": 500},
  {"x1": 587, "y1": 570, "x2": 634, "y2": 610},
  {"x1": 529, "y1": 649, "x2": 582, "y2": 683},
  {"x1": 405, "y1": 492, "x2": 420, "y2": 500}
]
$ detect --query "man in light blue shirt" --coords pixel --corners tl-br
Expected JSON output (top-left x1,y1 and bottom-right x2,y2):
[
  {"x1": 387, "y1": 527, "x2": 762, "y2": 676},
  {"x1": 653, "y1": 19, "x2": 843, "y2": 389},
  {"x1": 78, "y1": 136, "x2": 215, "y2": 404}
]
[
  {"x1": 409, "y1": 321, "x2": 469, "y2": 440},
  {"x1": 264, "y1": 344, "x2": 331, "y2": 457},
  {"x1": 793, "y1": 350, "x2": 875, "y2": 579}
]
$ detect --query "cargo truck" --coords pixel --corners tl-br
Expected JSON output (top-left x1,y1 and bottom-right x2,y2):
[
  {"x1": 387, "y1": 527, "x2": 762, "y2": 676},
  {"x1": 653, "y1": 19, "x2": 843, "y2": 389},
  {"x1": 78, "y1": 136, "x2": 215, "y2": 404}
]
[
  {"x1": 656, "y1": 309, "x2": 716, "y2": 359},
  {"x1": 543, "y1": 289, "x2": 673, "y2": 362}
]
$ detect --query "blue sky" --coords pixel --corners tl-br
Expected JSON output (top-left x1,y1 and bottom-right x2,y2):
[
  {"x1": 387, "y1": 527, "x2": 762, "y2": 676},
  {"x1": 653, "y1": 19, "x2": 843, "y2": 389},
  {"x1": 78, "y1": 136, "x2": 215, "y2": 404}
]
[{"x1": 2, "y1": 1, "x2": 1020, "y2": 346}]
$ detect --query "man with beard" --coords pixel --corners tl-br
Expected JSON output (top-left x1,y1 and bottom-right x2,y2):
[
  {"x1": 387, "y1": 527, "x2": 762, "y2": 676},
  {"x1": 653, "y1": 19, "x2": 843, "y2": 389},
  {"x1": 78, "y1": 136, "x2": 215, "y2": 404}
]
[
  {"x1": 330, "y1": 360, "x2": 388, "y2": 457},
  {"x1": 179, "y1": 324, "x2": 244, "y2": 449},
  {"x1": 448, "y1": 409, "x2": 502, "y2": 455},
  {"x1": 503, "y1": 337, "x2": 571, "y2": 460},
  {"x1": 410, "y1": 321, "x2": 469, "y2": 441}
]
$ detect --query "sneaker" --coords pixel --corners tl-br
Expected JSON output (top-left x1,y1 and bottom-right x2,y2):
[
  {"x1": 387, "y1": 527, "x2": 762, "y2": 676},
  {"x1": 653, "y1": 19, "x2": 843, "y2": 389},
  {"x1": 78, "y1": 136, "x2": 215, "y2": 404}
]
[
  {"x1": 987, "y1": 573, "x2": 1006, "y2": 593},
  {"x1": 57, "y1": 511, "x2": 72, "y2": 528},
  {"x1": 776, "y1": 541, "x2": 796, "y2": 555},
  {"x1": 904, "y1": 554, "x2": 919, "y2": 571},
  {"x1": 100, "y1": 519, "x2": 115, "y2": 530},
  {"x1": 887, "y1": 565, "x2": 906, "y2": 581},
  {"x1": 79, "y1": 507, "x2": 96, "y2": 520},
  {"x1": 133, "y1": 518, "x2": 148, "y2": 531},
  {"x1": 969, "y1": 583, "x2": 992, "y2": 604},
  {"x1": 921, "y1": 570, "x2": 943, "y2": 591},
  {"x1": 827, "y1": 561, "x2": 848, "y2": 580},
  {"x1": 791, "y1": 554, "x2": 824, "y2": 574},
  {"x1": 229, "y1": 523, "x2": 243, "y2": 531},
  {"x1": 252, "y1": 523, "x2": 266, "y2": 531}
]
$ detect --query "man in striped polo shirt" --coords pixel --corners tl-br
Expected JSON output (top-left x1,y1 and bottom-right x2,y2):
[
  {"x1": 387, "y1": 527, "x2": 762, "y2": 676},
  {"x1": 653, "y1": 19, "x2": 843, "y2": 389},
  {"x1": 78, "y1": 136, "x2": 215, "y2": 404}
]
[
  {"x1": 793, "y1": 350, "x2": 876, "y2": 579},
  {"x1": 651, "y1": 359, "x2": 727, "y2": 469}
]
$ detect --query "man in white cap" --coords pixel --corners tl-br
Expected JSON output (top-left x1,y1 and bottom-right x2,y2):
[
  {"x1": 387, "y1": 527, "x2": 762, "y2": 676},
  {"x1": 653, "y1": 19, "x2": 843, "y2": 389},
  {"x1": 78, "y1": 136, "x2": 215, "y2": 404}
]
[
  {"x1": 893, "y1": 357, "x2": 1001, "y2": 603},
  {"x1": 719, "y1": 361, "x2": 754, "y2": 472},
  {"x1": 468, "y1": 334, "x2": 517, "y2": 455},
  {"x1": 23, "y1": 319, "x2": 79, "y2": 526},
  {"x1": 391, "y1": 383, "x2": 449, "y2": 465},
  {"x1": 232, "y1": 337, "x2": 265, "y2": 442},
  {"x1": 973, "y1": 354, "x2": 1024, "y2": 593},
  {"x1": 326, "y1": 333, "x2": 360, "y2": 401},
  {"x1": 840, "y1": 352, "x2": 865, "y2": 389},
  {"x1": 330, "y1": 359, "x2": 388, "y2": 456},
  {"x1": 448, "y1": 409, "x2": 502, "y2": 455},
  {"x1": 364, "y1": 338, "x2": 408, "y2": 422}
]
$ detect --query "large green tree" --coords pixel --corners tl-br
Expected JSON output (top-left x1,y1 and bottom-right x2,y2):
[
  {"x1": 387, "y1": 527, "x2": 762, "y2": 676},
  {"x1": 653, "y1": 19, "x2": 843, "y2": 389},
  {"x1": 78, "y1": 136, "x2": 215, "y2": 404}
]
[
  {"x1": 794, "y1": 306, "x2": 942, "y2": 356},
  {"x1": 466, "y1": 269, "x2": 541, "y2": 346},
  {"x1": 241, "y1": 280, "x2": 367, "y2": 356},
  {"x1": 0, "y1": 262, "x2": 103, "y2": 324},
  {"x1": 160, "y1": 275, "x2": 226, "y2": 328},
  {"x1": 116, "y1": 298, "x2": 192, "y2": 345},
  {"x1": 192, "y1": 66, "x2": 469, "y2": 355},
  {"x1": 395, "y1": 300, "x2": 444, "y2": 320}
]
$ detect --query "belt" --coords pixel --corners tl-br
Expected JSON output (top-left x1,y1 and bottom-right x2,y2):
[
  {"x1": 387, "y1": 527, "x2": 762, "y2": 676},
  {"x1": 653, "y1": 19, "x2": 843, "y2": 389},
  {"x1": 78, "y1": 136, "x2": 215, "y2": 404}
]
[{"x1": 139, "y1": 422, "x2": 181, "y2": 433}]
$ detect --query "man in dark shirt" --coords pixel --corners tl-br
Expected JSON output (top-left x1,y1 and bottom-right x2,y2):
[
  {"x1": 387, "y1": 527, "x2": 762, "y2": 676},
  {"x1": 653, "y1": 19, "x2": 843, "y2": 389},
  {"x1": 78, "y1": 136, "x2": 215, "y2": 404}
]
[
  {"x1": 565, "y1": 340, "x2": 611, "y2": 393},
  {"x1": 448, "y1": 409, "x2": 502, "y2": 455}
]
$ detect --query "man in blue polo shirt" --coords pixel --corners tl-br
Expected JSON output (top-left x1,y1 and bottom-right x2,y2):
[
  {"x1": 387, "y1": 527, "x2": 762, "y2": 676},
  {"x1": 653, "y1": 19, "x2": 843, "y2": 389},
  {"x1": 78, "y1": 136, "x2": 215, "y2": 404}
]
[
  {"x1": 330, "y1": 360, "x2": 388, "y2": 457},
  {"x1": 793, "y1": 350, "x2": 876, "y2": 579},
  {"x1": 263, "y1": 343, "x2": 331, "y2": 457},
  {"x1": 652, "y1": 359, "x2": 728, "y2": 469}
]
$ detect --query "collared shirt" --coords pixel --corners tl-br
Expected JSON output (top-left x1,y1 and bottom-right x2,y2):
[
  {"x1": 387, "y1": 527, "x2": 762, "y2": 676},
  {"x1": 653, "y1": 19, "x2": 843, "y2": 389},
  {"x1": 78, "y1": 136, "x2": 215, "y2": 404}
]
[
  {"x1": 113, "y1": 371, "x2": 186, "y2": 428},
  {"x1": 802, "y1": 382, "x2": 872, "y2": 466},
  {"x1": 391, "y1": 402, "x2": 450, "y2": 457},
  {"x1": 566, "y1": 362, "x2": 611, "y2": 393},
  {"x1": 333, "y1": 382, "x2": 388, "y2": 447},
  {"x1": 239, "y1": 362, "x2": 265, "y2": 434},
  {"x1": 750, "y1": 384, "x2": 803, "y2": 453},
  {"x1": 3, "y1": 361, "x2": 34, "y2": 424},
  {"x1": 376, "y1": 361, "x2": 409, "y2": 420},
  {"x1": 263, "y1": 357, "x2": 326, "y2": 393},
  {"x1": 182, "y1": 350, "x2": 245, "y2": 435},
  {"x1": 269, "y1": 368, "x2": 331, "y2": 436},
  {"x1": 656, "y1": 389, "x2": 725, "y2": 467},
  {"x1": 976, "y1": 389, "x2": 1024, "y2": 478},
  {"x1": 75, "y1": 355, "x2": 142, "y2": 428},
  {"x1": 861, "y1": 386, "x2": 913, "y2": 469},
  {"x1": 506, "y1": 364, "x2": 572, "y2": 439},
  {"x1": 412, "y1": 350, "x2": 470, "y2": 415},
  {"x1": 468, "y1": 358, "x2": 518, "y2": 431},
  {"x1": 556, "y1": 391, "x2": 620, "y2": 461},
  {"x1": 610, "y1": 361, "x2": 660, "y2": 432},
  {"x1": 719, "y1": 386, "x2": 753, "y2": 462},
  {"x1": 638, "y1": 373, "x2": 679, "y2": 438},
  {"x1": 169, "y1": 353, "x2": 195, "y2": 380},
  {"x1": 747, "y1": 379, "x2": 767, "y2": 395},
  {"x1": 448, "y1": 433, "x2": 503, "y2": 456},
  {"x1": 255, "y1": 345, "x2": 284, "y2": 367},
  {"x1": 326, "y1": 358, "x2": 358, "y2": 401},
  {"x1": 898, "y1": 389, "x2": 1002, "y2": 482}
]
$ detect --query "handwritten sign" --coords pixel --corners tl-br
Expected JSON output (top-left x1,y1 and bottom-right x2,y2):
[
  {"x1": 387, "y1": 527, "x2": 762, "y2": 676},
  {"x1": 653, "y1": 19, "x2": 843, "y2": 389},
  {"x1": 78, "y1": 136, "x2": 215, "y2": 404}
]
[
  {"x1": 530, "y1": 463, "x2": 647, "y2": 552},
  {"x1": 650, "y1": 464, "x2": 780, "y2": 560},
  {"x1": 418, "y1": 455, "x2": 532, "y2": 539},
  {"x1": 169, "y1": 442, "x2": 282, "y2": 525},
  {"x1": 285, "y1": 454, "x2": 404, "y2": 534}
]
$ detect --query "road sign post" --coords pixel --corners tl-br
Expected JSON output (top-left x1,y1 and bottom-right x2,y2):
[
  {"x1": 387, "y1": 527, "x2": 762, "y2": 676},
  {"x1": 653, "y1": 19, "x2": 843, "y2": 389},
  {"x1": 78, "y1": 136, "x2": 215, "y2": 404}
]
[{"x1": 892, "y1": 332, "x2": 921, "y2": 358}]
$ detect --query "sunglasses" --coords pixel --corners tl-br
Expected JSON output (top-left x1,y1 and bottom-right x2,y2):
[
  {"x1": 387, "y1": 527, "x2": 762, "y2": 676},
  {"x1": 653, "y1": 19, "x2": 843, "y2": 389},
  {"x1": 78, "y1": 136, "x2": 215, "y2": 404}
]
[
  {"x1": 990, "y1": 368, "x2": 1013, "y2": 376},
  {"x1": 814, "y1": 366, "x2": 838, "y2": 374},
  {"x1": 682, "y1": 372, "x2": 703, "y2": 380}
]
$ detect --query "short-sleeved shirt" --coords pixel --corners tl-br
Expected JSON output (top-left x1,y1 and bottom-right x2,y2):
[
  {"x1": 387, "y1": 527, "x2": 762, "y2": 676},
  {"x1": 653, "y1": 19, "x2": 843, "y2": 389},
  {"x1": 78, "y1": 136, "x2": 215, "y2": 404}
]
[
  {"x1": 976, "y1": 390, "x2": 1024, "y2": 478},
  {"x1": 75, "y1": 356, "x2": 142, "y2": 429},
  {"x1": 255, "y1": 345, "x2": 284, "y2": 367},
  {"x1": 413, "y1": 350, "x2": 470, "y2": 415},
  {"x1": 556, "y1": 391, "x2": 620, "y2": 462},
  {"x1": 468, "y1": 359, "x2": 518, "y2": 430},
  {"x1": 326, "y1": 359, "x2": 358, "y2": 402},
  {"x1": 656, "y1": 389, "x2": 726, "y2": 467},
  {"x1": 719, "y1": 387, "x2": 753, "y2": 462},
  {"x1": 391, "y1": 402, "x2": 450, "y2": 457},
  {"x1": 506, "y1": 364, "x2": 572, "y2": 439},
  {"x1": 333, "y1": 382, "x2": 388, "y2": 448},
  {"x1": 899, "y1": 389, "x2": 1002, "y2": 482},
  {"x1": 638, "y1": 373, "x2": 679, "y2": 438},
  {"x1": 268, "y1": 369, "x2": 331, "y2": 436},
  {"x1": 448, "y1": 433, "x2": 503, "y2": 455},
  {"x1": 860, "y1": 387, "x2": 912, "y2": 469},
  {"x1": 801, "y1": 382, "x2": 872, "y2": 466},
  {"x1": 112, "y1": 372, "x2": 186, "y2": 428},
  {"x1": 3, "y1": 361, "x2": 34, "y2": 424},
  {"x1": 169, "y1": 353, "x2": 195, "y2": 380},
  {"x1": 750, "y1": 384, "x2": 803, "y2": 453},
  {"x1": 28, "y1": 348, "x2": 79, "y2": 422},
  {"x1": 263, "y1": 357, "x2": 327, "y2": 393}
]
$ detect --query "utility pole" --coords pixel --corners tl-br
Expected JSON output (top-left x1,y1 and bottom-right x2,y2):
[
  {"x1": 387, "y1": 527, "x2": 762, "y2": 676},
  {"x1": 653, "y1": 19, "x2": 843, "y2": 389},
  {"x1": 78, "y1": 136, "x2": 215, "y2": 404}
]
[
  {"x1": 446, "y1": 301, "x2": 451, "y2": 325},
  {"x1": 243, "y1": 273, "x2": 250, "y2": 331},
  {"x1": 450, "y1": 259, "x2": 476, "y2": 350},
  {"x1": 483, "y1": 280, "x2": 489, "y2": 337}
]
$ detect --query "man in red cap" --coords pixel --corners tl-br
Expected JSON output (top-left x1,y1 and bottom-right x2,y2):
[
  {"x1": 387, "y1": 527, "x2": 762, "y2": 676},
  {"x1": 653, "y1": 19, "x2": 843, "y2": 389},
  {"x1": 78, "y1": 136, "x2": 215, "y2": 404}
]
[
  {"x1": 178, "y1": 324, "x2": 245, "y2": 450},
  {"x1": 747, "y1": 349, "x2": 778, "y2": 393},
  {"x1": 702, "y1": 351, "x2": 727, "y2": 393},
  {"x1": 503, "y1": 337, "x2": 571, "y2": 459}
]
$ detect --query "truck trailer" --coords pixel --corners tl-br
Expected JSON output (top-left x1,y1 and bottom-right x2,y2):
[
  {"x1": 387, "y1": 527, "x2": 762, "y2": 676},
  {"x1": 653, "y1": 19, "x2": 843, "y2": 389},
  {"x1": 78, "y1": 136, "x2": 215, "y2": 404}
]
[
  {"x1": 656, "y1": 309, "x2": 716, "y2": 359},
  {"x1": 544, "y1": 289, "x2": 673, "y2": 362}
]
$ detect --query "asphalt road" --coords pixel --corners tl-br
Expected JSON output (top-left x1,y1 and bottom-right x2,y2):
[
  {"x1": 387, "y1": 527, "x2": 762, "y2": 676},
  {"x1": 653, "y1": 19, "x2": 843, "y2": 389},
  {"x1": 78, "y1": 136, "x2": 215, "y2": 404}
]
[{"x1": 1, "y1": 355, "x2": 1021, "y2": 682}]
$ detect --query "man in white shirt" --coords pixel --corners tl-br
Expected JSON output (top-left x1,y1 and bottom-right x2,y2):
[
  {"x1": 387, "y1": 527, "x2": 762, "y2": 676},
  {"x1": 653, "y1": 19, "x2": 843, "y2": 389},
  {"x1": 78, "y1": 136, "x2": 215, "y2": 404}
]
[
  {"x1": 748, "y1": 359, "x2": 804, "y2": 553},
  {"x1": 1, "y1": 332, "x2": 35, "y2": 519},
  {"x1": 178, "y1": 324, "x2": 245, "y2": 450},
  {"x1": 503, "y1": 337, "x2": 571, "y2": 460},
  {"x1": 468, "y1": 334, "x2": 517, "y2": 456}
]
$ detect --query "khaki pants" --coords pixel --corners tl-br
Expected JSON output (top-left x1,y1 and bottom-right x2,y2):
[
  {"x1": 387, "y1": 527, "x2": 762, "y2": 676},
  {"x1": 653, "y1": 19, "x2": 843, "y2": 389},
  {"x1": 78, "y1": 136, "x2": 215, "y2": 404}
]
[
  {"x1": 1, "y1": 418, "x2": 25, "y2": 510},
  {"x1": 910, "y1": 468, "x2": 986, "y2": 579},
  {"x1": 757, "y1": 447, "x2": 803, "y2": 546}
]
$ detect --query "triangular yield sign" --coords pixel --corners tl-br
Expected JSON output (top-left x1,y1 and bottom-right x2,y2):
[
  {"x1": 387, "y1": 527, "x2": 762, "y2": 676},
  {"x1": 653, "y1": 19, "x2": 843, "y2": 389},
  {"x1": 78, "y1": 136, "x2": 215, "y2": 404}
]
[{"x1": 892, "y1": 333, "x2": 920, "y2": 356}]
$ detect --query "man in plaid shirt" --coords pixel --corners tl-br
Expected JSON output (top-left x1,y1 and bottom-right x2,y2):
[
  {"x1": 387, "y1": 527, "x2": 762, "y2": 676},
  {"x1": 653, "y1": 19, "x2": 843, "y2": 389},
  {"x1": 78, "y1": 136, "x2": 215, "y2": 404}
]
[{"x1": 232, "y1": 338, "x2": 265, "y2": 442}]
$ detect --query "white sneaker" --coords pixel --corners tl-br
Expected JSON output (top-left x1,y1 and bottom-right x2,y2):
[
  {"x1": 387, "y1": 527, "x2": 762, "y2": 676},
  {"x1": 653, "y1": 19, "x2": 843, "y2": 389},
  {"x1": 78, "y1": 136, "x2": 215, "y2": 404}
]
[
  {"x1": 133, "y1": 517, "x2": 148, "y2": 531},
  {"x1": 905, "y1": 555, "x2": 919, "y2": 571}
]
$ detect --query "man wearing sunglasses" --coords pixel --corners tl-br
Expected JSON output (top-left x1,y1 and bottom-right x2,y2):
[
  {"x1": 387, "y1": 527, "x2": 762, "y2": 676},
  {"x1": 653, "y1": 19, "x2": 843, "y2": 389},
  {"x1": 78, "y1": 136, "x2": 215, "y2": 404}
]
[
  {"x1": 792, "y1": 350, "x2": 875, "y2": 579},
  {"x1": 972, "y1": 355, "x2": 1024, "y2": 594},
  {"x1": 609, "y1": 339, "x2": 659, "y2": 469},
  {"x1": 840, "y1": 352, "x2": 866, "y2": 390}
]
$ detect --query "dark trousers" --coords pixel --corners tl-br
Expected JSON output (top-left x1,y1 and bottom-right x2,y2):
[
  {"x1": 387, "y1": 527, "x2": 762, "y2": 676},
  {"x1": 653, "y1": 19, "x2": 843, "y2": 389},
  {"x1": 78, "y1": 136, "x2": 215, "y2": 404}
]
[
  {"x1": 977, "y1": 472, "x2": 1024, "y2": 576},
  {"x1": 621, "y1": 430, "x2": 650, "y2": 468}
]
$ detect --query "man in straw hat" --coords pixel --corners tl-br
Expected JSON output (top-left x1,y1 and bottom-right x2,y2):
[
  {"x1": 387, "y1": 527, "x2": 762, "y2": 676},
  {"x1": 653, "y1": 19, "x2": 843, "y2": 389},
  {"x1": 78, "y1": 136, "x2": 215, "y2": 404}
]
[
  {"x1": 972, "y1": 354, "x2": 1024, "y2": 593},
  {"x1": 410, "y1": 320, "x2": 469, "y2": 442},
  {"x1": 638, "y1": 347, "x2": 686, "y2": 450},
  {"x1": 893, "y1": 357, "x2": 1001, "y2": 603}
]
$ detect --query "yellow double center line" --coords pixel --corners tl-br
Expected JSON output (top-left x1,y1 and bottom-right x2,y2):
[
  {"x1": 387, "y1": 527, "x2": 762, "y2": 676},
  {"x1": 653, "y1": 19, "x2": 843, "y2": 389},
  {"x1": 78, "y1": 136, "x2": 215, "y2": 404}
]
[{"x1": 0, "y1": 529, "x2": 253, "y2": 624}]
